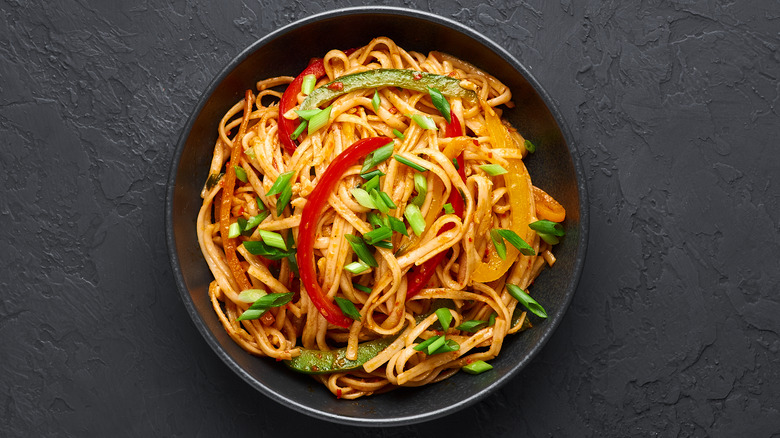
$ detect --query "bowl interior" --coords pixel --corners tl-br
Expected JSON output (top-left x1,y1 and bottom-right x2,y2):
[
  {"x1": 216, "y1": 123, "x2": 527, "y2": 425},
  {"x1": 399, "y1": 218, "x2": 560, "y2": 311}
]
[{"x1": 167, "y1": 7, "x2": 587, "y2": 426}]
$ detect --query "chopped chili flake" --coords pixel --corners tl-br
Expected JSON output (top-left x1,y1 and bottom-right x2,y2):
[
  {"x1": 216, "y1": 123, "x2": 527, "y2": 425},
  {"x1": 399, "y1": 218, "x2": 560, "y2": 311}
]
[
  {"x1": 389, "y1": 107, "x2": 398, "y2": 114},
  {"x1": 336, "y1": 388, "x2": 342, "y2": 398},
  {"x1": 448, "y1": 71, "x2": 457, "y2": 77},
  {"x1": 311, "y1": 365, "x2": 319, "y2": 372},
  {"x1": 488, "y1": 152, "x2": 493, "y2": 158},
  {"x1": 413, "y1": 73, "x2": 423, "y2": 80},
  {"x1": 328, "y1": 81, "x2": 344, "y2": 90}
]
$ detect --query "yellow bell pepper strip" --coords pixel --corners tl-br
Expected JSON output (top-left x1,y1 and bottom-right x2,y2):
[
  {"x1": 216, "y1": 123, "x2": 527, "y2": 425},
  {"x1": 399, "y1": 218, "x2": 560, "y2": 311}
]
[
  {"x1": 532, "y1": 186, "x2": 566, "y2": 223},
  {"x1": 471, "y1": 101, "x2": 534, "y2": 283}
]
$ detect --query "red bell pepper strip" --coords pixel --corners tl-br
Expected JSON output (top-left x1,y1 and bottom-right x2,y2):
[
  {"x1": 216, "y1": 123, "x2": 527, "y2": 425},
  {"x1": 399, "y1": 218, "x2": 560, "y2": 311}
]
[
  {"x1": 297, "y1": 137, "x2": 393, "y2": 328},
  {"x1": 278, "y1": 59, "x2": 326, "y2": 155},
  {"x1": 405, "y1": 113, "x2": 466, "y2": 299}
]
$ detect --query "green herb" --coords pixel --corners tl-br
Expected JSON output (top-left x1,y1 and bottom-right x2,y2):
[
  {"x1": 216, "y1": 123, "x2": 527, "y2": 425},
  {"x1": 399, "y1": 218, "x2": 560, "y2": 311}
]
[
  {"x1": 528, "y1": 219, "x2": 565, "y2": 237},
  {"x1": 410, "y1": 113, "x2": 438, "y2": 130},
  {"x1": 244, "y1": 212, "x2": 267, "y2": 231},
  {"x1": 428, "y1": 87, "x2": 451, "y2": 123},
  {"x1": 479, "y1": 164, "x2": 508, "y2": 176},
  {"x1": 488, "y1": 313, "x2": 496, "y2": 327},
  {"x1": 430, "y1": 339, "x2": 459, "y2": 355},
  {"x1": 335, "y1": 297, "x2": 362, "y2": 321},
  {"x1": 205, "y1": 172, "x2": 224, "y2": 190},
  {"x1": 234, "y1": 165, "x2": 248, "y2": 183},
  {"x1": 462, "y1": 360, "x2": 493, "y2": 375},
  {"x1": 373, "y1": 240, "x2": 393, "y2": 249},
  {"x1": 363, "y1": 226, "x2": 393, "y2": 245},
  {"x1": 344, "y1": 261, "x2": 370, "y2": 274},
  {"x1": 345, "y1": 234, "x2": 378, "y2": 267},
  {"x1": 524, "y1": 139, "x2": 536, "y2": 153},
  {"x1": 259, "y1": 230, "x2": 287, "y2": 250},
  {"x1": 290, "y1": 120, "x2": 307, "y2": 140},
  {"x1": 490, "y1": 229, "x2": 507, "y2": 260},
  {"x1": 352, "y1": 283, "x2": 372, "y2": 293},
  {"x1": 237, "y1": 289, "x2": 266, "y2": 303},
  {"x1": 496, "y1": 229, "x2": 535, "y2": 256},
  {"x1": 435, "y1": 308, "x2": 452, "y2": 332},
  {"x1": 266, "y1": 171, "x2": 295, "y2": 197},
  {"x1": 276, "y1": 184, "x2": 292, "y2": 216},
  {"x1": 237, "y1": 292, "x2": 294, "y2": 321},
  {"x1": 412, "y1": 173, "x2": 428, "y2": 207},
  {"x1": 360, "y1": 141, "x2": 395, "y2": 174},
  {"x1": 371, "y1": 89, "x2": 381, "y2": 112},
  {"x1": 228, "y1": 222, "x2": 241, "y2": 239},
  {"x1": 506, "y1": 284, "x2": 547, "y2": 319},
  {"x1": 387, "y1": 215, "x2": 408, "y2": 236},
  {"x1": 301, "y1": 74, "x2": 317, "y2": 95},
  {"x1": 426, "y1": 335, "x2": 446, "y2": 355},
  {"x1": 393, "y1": 129, "x2": 405, "y2": 139},
  {"x1": 443, "y1": 203, "x2": 455, "y2": 214},
  {"x1": 404, "y1": 204, "x2": 425, "y2": 236},
  {"x1": 307, "y1": 105, "x2": 333, "y2": 135},
  {"x1": 351, "y1": 187, "x2": 377, "y2": 209},
  {"x1": 362, "y1": 175, "x2": 381, "y2": 193},
  {"x1": 455, "y1": 320, "x2": 487, "y2": 332},
  {"x1": 295, "y1": 109, "x2": 321, "y2": 120},
  {"x1": 284, "y1": 230, "x2": 299, "y2": 276},
  {"x1": 360, "y1": 169, "x2": 385, "y2": 180},
  {"x1": 394, "y1": 154, "x2": 428, "y2": 172},
  {"x1": 242, "y1": 240, "x2": 295, "y2": 260},
  {"x1": 414, "y1": 335, "x2": 442, "y2": 352},
  {"x1": 378, "y1": 191, "x2": 396, "y2": 209},
  {"x1": 367, "y1": 212, "x2": 384, "y2": 229},
  {"x1": 256, "y1": 196, "x2": 266, "y2": 211},
  {"x1": 452, "y1": 157, "x2": 459, "y2": 170}
]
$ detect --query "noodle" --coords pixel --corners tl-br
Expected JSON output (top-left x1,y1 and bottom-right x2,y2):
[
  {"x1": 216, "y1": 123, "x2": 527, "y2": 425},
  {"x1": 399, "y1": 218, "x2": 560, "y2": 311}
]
[{"x1": 196, "y1": 37, "x2": 565, "y2": 398}]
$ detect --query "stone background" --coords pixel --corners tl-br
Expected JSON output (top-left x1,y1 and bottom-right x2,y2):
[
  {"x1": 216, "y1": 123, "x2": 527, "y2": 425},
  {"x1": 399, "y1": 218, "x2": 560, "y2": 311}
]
[{"x1": 1, "y1": 0, "x2": 778, "y2": 436}]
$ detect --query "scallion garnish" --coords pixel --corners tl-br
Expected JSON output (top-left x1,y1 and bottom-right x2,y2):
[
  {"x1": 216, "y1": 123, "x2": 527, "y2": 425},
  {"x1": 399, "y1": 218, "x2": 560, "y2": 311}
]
[
  {"x1": 237, "y1": 292, "x2": 294, "y2": 321},
  {"x1": 360, "y1": 169, "x2": 385, "y2": 180},
  {"x1": 234, "y1": 165, "x2": 248, "y2": 183},
  {"x1": 290, "y1": 119, "x2": 307, "y2": 140},
  {"x1": 426, "y1": 335, "x2": 446, "y2": 354},
  {"x1": 443, "y1": 203, "x2": 455, "y2": 214},
  {"x1": 435, "y1": 308, "x2": 452, "y2": 332},
  {"x1": 371, "y1": 89, "x2": 381, "y2": 112},
  {"x1": 412, "y1": 173, "x2": 428, "y2": 207},
  {"x1": 244, "y1": 212, "x2": 267, "y2": 231},
  {"x1": 245, "y1": 148, "x2": 256, "y2": 161},
  {"x1": 488, "y1": 313, "x2": 496, "y2": 326},
  {"x1": 352, "y1": 282, "x2": 372, "y2": 293},
  {"x1": 284, "y1": 230, "x2": 299, "y2": 276},
  {"x1": 266, "y1": 171, "x2": 295, "y2": 197},
  {"x1": 387, "y1": 215, "x2": 408, "y2": 236},
  {"x1": 367, "y1": 212, "x2": 384, "y2": 229},
  {"x1": 259, "y1": 230, "x2": 287, "y2": 250},
  {"x1": 301, "y1": 74, "x2": 316, "y2": 95},
  {"x1": 378, "y1": 191, "x2": 396, "y2": 209},
  {"x1": 506, "y1": 284, "x2": 547, "y2": 318},
  {"x1": 394, "y1": 155, "x2": 428, "y2": 172},
  {"x1": 362, "y1": 175, "x2": 381, "y2": 193},
  {"x1": 462, "y1": 360, "x2": 493, "y2": 375},
  {"x1": 430, "y1": 339, "x2": 459, "y2": 355},
  {"x1": 256, "y1": 196, "x2": 266, "y2": 211},
  {"x1": 345, "y1": 234, "x2": 378, "y2": 267},
  {"x1": 242, "y1": 240, "x2": 295, "y2": 260},
  {"x1": 237, "y1": 289, "x2": 266, "y2": 303},
  {"x1": 307, "y1": 105, "x2": 333, "y2": 135},
  {"x1": 363, "y1": 226, "x2": 392, "y2": 245},
  {"x1": 538, "y1": 233, "x2": 560, "y2": 245},
  {"x1": 344, "y1": 261, "x2": 370, "y2": 274},
  {"x1": 335, "y1": 297, "x2": 362, "y2": 321},
  {"x1": 276, "y1": 184, "x2": 292, "y2": 216},
  {"x1": 351, "y1": 188, "x2": 377, "y2": 209},
  {"x1": 528, "y1": 219, "x2": 565, "y2": 236},
  {"x1": 410, "y1": 113, "x2": 438, "y2": 130},
  {"x1": 455, "y1": 320, "x2": 486, "y2": 332},
  {"x1": 524, "y1": 139, "x2": 536, "y2": 153},
  {"x1": 413, "y1": 335, "x2": 442, "y2": 352},
  {"x1": 496, "y1": 229, "x2": 535, "y2": 255},
  {"x1": 360, "y1": 141, "x2": 395, "y2": 174},
  {"x1": 404, "y1": 204, "x2": 426, "y2": 236},
  {"x1": 428, "y1": 87, "x2": 451, "y2": 123},
  {"x1": 490, "y1": 229, "x2": 507, "y2": 260},
  {"x1": 452, "y1": 157, "x2": 459, "y2": 170},
  {"x1": 373, "y1": 240, "x2": 393, "y2": 249},
  {"x1": 237, "y1": 217, "x2": 248, "y2": 235},
  {"x1": 393, "y1": 129, "x2": 405, "y2": 139},
  {"x1": 205, "y1": 172, "x2": 224, "y2": 190},
  {"x1": 479, "y1": 164, "x2": 508, "y2": 176},
  {"x1": 370, "y1": 190, "x2": 389, "y2": 214},
  {"x1": 228, "y1": 222, "x2": 241, "y2": 239},
  {"x1": 295, "y1": 108, "x2": 320, "y2": 120}
]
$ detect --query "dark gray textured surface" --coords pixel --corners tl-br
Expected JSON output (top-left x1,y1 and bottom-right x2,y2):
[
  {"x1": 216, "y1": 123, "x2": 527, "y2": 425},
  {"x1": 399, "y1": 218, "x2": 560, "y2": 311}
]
[{"x1": 1, "y1": 0, "x2": 778, "y2": 436}]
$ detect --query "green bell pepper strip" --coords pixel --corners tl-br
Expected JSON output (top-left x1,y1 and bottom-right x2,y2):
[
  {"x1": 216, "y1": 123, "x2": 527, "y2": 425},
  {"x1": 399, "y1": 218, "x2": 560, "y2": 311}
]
[
  {"x1": 299, "y1": 69, "x2": 477, "y2": 111},
  {"x1": 297, "y1": 137, "x2": 394, "y2": 328}
]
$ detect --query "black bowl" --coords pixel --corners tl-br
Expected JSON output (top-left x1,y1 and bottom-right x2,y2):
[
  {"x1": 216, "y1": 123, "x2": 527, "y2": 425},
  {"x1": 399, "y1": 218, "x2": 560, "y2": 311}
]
[{"x1": 166, "y1": 6, "x2": 588, "y2": 426}]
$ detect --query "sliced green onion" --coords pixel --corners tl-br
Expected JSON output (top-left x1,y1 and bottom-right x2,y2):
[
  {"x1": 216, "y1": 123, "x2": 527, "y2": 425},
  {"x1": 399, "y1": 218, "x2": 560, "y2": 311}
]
[
  {"x1": 529, "y1": 219, "x2": 565, "y2": 237},
  {"x1": 345, "y1": 234, "x2": 378, "y2": 267},
  {"x1": 205, "y1": 172, "x2": 224, "y2": 190},
  {"x1": 428, "y1": 87, "x2": 451, "y2": 123},
  {"x1": 435, "y1": 308, "x2": 452, "y2": 332},
  {"x1": 344, "y1": 261, "x2": 370, "y2": 274},
  {"x1": 250, "y1": 292, "x2": 294, "y2": 309},
  {"x1": 228, "y1": 222, "x2": 241, "y2": 239},
  {"x1": 394, "y1": 154, "x2": 428, "y2": 172},
  {"x1": 462, "y1": 360, "x2": 493, "y2": 375},
  {"x1": 373, "y1": 240, "x2": 393, "y2": 249},
  {"x1": 410, "y1": 113, "x2": 438, "y2": 130},
  {"x1": 367, "y1": 212, "x2": 384, "y2": 229},
  {"x1": 256, "y1": 196, "x2": 266, "y2": 211},
  {"x1": 412, "y1": 173, "x2": 428, "y2": 207},
  {"x1": 506, "y1": 284, "x2": 547, "y2": 318},
  {"x1": 362, "y1": 175, "x2": 381, "y2": 193},
  {"x1": 369, "y1": 190, "x2": 389, "y2": 214},
  {"x1": 524, "y1": 139, "x2": 536, "y2": 153},
  {"x1": 378, "y1": 191, "x2": 396, "y2": 209},
  {"x1": 352, "y1": 283, "x2": 372, "y2": 293},
  {"x1": 430, "y1": 339, "x2": 459, "y2": 355},
  {"x1": 496, "y1": 229, "x2": 536, "y2": 256},
  {"x1": 245, "y1": 148, "x2": 256, "y2": 161},
  {"x1": 360, "y1": 169, "x2": 385, "y2": 180},
  {"x1": 538, "y1": 233, "x2": 560, "y2": 245},
  {"x1": 301, "y1": 74, "x2": 316, "y2": 95},
  {"x1": 335, "y1": 297, "x2": 362, "y2": 321},
  {"x1": 236, "y1": 308, "x2": 266, "y2": 321},
  {"x1": 443, "y1": 203, "x2": 455, "y2": 214},
  {"x1": 265, "y1": 171, "x2": 295, "y2": 197},
  {"x1": 295, "y1": 108, "x2": 321, "y2": 120},
  {"x1": 414, "y1": 335, "x2": 442, "y2": 352},
  {"x1": 237, "y1": 217, "x2": 248, "y2": 234},
  {"x1": 259, "y1": 230, "x2": 287, "y2": 250},
  {"x1": 285, "y1": 230, "x2": 299, "y2": 276},
  {"x1": 455, "y1": 320, "x2": 486, "y2": 332},
  {"x1": 426, "y1": 335, "x2": 446, "y2": 355},
  {"x1": 290, "y1": 119, "x2": 307, "y2": 140},
  {"x1": 234, "y1": 165, "x2": 248, "y2": 183},
  {"x1": 363, "y1": 227, "x2": 393, "y2": 245},
  {"x1": 371, "y1": 89, "x2": 381, "y2": 112},
  {"x1": 237, "y1": 289, "x2": 266, "y2": 303},
  {"x1": 244, "y1": 212, "x2": 267, "y2": 231},
  {"x1": 360, "y1": 141, "x2": 395, "y2": 174},
  {"x1": 242, "y1": 240, "x2": 295, "y2": 260},
  {"x1": 387, "y1": 215, "x2": 408, "y2": 236},
  {"x1": 351, "y1": 188, "x2": 377, "y2": 209},
  {"x1": 404, "y1": 204, "x2": 425, "y2": 236},
  {"x1": 490, "y1": 229, "x2": 507, "y2": 260},
  {"x1": 276, "y1": 184, "x2": 292, "y2": 216},
  {"x1": 488, "y1": 313, "x2": 496, "y2": 327},
  {"x1": 393, "y1": 129, "x2": 405, "y2": 139},
  {"x1": 307, "y1": 105, "x2": 333, "y2": 135},
  {"x1": 479, "y1": 164, "x2": 508, "y2": 176},
  {"x1": 452, "y1": 157, "x2": 459, "y2": 170}
]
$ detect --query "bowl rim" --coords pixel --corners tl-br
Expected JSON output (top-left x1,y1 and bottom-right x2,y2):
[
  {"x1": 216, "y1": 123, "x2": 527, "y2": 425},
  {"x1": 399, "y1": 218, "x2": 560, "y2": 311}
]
[{"x1": 165, "y1": 5, "x2": 589, "y2": 426}]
